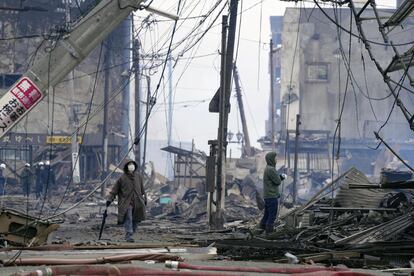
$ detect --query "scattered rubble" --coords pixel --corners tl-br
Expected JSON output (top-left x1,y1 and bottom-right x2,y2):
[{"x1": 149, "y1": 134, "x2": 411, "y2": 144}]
[{"x1": 216, "y1": 167, "x2": 414, "y2": 269}]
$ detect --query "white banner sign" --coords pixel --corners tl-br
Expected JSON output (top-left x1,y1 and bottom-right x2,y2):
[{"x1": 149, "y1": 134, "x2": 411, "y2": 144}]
[{"x1": 0, "y1": 77, "x2": 43, "y2": 138}]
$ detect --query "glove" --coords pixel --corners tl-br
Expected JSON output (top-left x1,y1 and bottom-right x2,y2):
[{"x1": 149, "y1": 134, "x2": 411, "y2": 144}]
[
  {"x1": 106, "y1": 200, "x2": 111, "y2": 207},
  {"x1": 280, "y1": 173, "x2": 287, "y2": 180}
]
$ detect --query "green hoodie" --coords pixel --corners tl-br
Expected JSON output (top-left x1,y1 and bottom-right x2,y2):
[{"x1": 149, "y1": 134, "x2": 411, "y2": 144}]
[{"x1": 263, "y1": 152, "x2": 281, "y2": 198}]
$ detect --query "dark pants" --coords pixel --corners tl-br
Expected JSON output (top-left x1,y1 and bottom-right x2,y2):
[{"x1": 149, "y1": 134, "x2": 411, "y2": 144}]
[
  {"x1": 22, "y1": 181, "x2": 30, "y2": 197},
  {"x1": 260, "y1": 198, "x2": 278, "y2": 233},
  {"x1": 124, "y1": 205, "x2": 137, "y2": 240},
  {"x1": 0, "y1": 178, "x2": 5, "y2": 195},
  {"x1": 36, "y1": 181, "x2": 43, "y2": 199}
]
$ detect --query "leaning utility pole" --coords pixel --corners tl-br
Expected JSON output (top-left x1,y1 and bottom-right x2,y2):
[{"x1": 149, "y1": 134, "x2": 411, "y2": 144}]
[
  {"x1": 269, "y1": 39, "x2": 276, "y2": 150},
  {"x1": 232, "y1": 63, "x2": 252, "y2": 157},
  {"x1": 0, "y1": 0, "x2": 146, "y2": 140}
]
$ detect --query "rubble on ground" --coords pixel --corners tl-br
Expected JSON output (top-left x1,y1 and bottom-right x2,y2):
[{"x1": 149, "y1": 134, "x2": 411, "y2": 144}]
[{"x1": 220, "y1": 167, "x2": 414, "y2": 269}]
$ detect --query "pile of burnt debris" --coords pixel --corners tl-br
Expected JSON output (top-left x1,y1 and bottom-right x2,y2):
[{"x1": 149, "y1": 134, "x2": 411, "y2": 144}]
[
  {"x1": 214, "y1": 167, "x2": 414, "y2": 271},
  {"x1": 146, "y1": 173, "x2": 261, "y2": 223}
]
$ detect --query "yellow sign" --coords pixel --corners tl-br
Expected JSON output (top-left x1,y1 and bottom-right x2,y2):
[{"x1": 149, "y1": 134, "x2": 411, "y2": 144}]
[{"x1": 46, "y1": 136, "x2": 82, "y2": 144}]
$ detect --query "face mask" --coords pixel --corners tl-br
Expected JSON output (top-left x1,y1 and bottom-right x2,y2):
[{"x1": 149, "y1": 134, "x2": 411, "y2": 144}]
[{"x1": 127, "y1": 163, "x2": 135, "y2": 172}]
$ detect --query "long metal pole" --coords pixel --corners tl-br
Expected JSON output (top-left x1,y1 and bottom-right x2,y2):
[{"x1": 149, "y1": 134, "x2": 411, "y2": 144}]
[
  {"x1": 142, "y1": 76, "x2": 151, "y2": 168},
  {"x1": 134, "y1": 37, "x2": 141, "y2": 171},
  {"x1": 167, "y1": 56, "x2": 173, "y2": 179},
  {"x1": 65, "y1": 0, "x2": 81, "y2": 184},
  {"x1": 293, "y1": 113, "x2": 301, "y2": 204},
  {"x1": 122, "y1": 18, "x2": 133, "y2": 159},
  {"x1": 233, "y1": 64, "x2": 251, "y2": 157},
  {"x1": 189, "y1": 139, "x2": 194, "y2": 186},
  {"x1": 270, "y1": 39, "x2": 275, "y2": 150},
  {"x1": 101, "y1": 38, "x2": 111, "y2": 196}
]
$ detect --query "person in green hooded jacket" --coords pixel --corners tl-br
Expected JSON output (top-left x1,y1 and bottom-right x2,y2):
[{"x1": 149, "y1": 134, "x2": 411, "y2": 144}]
[{"x1": 260, "y1": 152, "x2": 286, "y2": 233}]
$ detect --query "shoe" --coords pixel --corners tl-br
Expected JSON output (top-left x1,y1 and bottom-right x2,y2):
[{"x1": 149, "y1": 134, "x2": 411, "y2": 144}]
[
  {"x1": 126, "y1": 237, "x2": 135, "y2": 243},
  {"x1": 265, "y1": 224, "x2": 274, "y2": 234}
]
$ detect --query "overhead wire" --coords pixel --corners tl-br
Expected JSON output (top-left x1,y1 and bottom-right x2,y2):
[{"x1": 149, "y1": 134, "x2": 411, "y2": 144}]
[
  {"x1": 53, "y1": 43, "x2": 104, "y2": 214},
  {"x1": 3, "y1": 0, "x2": 231, "y2": 219},
  {"x1": 280, "y1": 2, "x2": 302, "y2": 211},
  {"x1": 50, "y1": 0, "x2": 191, "y2": 218},
  {"x1": 329, "y1": 2, "x2": 353, "y2": 230},
  {"x1": 313, "y1": 0, "x2": 414, "y2": 46},
  {"x1": 333, "y1": 6, "x2": 362, "y2": 139},
  {"x1": 376, "y1": 53, "x2": 414, "y2": 136}
]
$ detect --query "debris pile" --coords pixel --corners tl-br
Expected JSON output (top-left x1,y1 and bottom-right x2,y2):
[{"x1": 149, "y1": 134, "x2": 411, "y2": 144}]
[
  {"x1": 218, "y1": 167, "x2": 414, "y2": 268},
  {"x1": 147, "y1": 176, "x2": 261, "y2": 223}
]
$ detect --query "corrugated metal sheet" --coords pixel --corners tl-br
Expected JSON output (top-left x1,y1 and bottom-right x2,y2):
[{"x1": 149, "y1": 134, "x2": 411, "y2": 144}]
[{"x1": 335, "y1": 168, "x2": 388, "y2": 208}]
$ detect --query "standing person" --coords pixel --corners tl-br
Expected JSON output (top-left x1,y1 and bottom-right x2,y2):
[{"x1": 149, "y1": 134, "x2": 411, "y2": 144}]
[
  {"x1": 45, "y1": 160, "x2": 56, "y2": 190},
  {"x1": 0, "y1": 163, "x2": 6, "y2": 196},
  {"x1": 260, "y1": 152, "x2": 285, "y2": 234},
  {"x1": 106, "y1": 159, "x2": 147, "y2": 242},
  {"x1": 21, "y1": 163, "x2": 33, "y2": 197},
  {"x1": 35, "y1": 161, "x2": 46, "y2": 199}
]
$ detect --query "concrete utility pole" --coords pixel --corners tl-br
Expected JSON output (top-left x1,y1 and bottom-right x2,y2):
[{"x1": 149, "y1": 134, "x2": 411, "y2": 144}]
[
  {"x1": 232, "y1": 63, "x2": 251, "y2": 157},
  {"x1": 133, "y1": 36, "x2": 141, "y2": 171},
  {"x1": 65, "y1": 0, "x2": 81, "y2": 184},
  {"x1": 122, "y1": 17, "x2": 134, "y2": 160},
  {"x1": 269, "y1": 39, "x2": 276, "y2": 150},
  {"x1": 0, "y1": 0, "x2": 146, "y2": 140},
  {"x1": 212, "y1": 0, "x2": 239, "y2": 229},
  {"x1": 167, "y1": 56, "x2": 173, "y2": 179},
  {"x1": 101, "y1": 37, "x2": 111, "y2": 196},
  {"x1": 212, "y1": 15, "x2": 228, "y2": 229},
  {"x1": 293, "y1": 113, "x2": 301, "y2": 204}
]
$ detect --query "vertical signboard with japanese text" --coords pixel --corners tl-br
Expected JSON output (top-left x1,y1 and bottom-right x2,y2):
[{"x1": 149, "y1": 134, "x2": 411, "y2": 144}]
[{"x1": 0, "y1": 77, "x2": 43, "y2": 138}]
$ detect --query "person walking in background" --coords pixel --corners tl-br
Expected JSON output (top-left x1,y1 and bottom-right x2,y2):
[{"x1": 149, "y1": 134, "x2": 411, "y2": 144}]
[
  {"x1": 45, "y1": 160, "x2": 56, "y2": 190},
  {"x1": 35, "y1": 161, "x2": 47, "y2": 199},
  {"x1": 106, "y1": 159, "x2": 147, "y2": 242}
]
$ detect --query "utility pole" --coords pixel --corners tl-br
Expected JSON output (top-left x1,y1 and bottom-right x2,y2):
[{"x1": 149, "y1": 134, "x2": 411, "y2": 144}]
[
  {"x1": 167, "y1": 56, "x2": 173, "y2": 179},
  {"x1": 212, "y1": 15, "x2": 228, "y2": 229},
  {"x1": 121, "y1": 17, "x2": 133, "y2": 159},
  {"x1": 133, "y1": 36, "x2": 141, "y2": 171},
  {"x1": 101, "y1": 37, "x2": 111, "y2": 196},
  {"x1": 233, "y1": 63, "x2": 251, "y2": 157},
  {"x1": 269, "y1": 39, "x2": 275, "y2": 150},
  {"x1": 293, "y1": 113, "x2": 301, "y2": 204},
  {"x1": 66, "y1": 0, "x2": 80, "y2": 184},
  {"x1": 212, "y1": 0, "x2": 239, "y2": 229},
  {"x1": 142, "y1": 75, "x2": 151, "y2": 168}
]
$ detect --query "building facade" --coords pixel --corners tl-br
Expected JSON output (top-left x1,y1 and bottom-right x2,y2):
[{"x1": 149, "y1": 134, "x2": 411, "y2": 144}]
[{"x1": 267, "y1": 6, "x2": 414, "y2": 174}]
